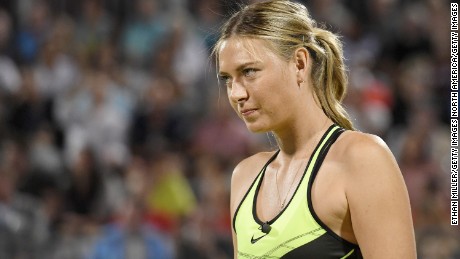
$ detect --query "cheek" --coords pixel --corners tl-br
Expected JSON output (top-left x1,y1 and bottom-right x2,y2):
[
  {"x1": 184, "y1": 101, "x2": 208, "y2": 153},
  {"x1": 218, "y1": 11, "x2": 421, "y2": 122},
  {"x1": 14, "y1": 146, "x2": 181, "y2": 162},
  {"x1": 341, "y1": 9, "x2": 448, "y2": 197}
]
[{"x1": 254, "y1": 79, "x2": 280, "y2": 104}]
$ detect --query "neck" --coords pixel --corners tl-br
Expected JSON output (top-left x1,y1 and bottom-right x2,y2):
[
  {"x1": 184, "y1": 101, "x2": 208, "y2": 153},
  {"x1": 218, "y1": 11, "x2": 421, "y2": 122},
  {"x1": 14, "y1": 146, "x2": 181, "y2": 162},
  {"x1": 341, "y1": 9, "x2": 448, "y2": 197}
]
[{"x1": 272, "y1": 98, "x2": 333, "y2": 159}]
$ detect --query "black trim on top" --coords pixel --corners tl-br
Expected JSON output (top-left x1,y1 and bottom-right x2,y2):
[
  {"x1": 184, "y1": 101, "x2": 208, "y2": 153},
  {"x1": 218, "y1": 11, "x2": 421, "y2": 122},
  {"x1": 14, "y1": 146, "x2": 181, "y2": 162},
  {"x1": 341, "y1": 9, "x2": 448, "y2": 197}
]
[
  {"x1": 281, "y1": 232, "x2": 363, "y2": 259},
  {"x1": 233, "y1": 149, "x2": 280, "y2": 234},
  {"x1": 306, "y1": 127, "x2": 360, "y2": 248},
  {"x1": 252, "y1": 124, "x2": 337, "y2": 227}
]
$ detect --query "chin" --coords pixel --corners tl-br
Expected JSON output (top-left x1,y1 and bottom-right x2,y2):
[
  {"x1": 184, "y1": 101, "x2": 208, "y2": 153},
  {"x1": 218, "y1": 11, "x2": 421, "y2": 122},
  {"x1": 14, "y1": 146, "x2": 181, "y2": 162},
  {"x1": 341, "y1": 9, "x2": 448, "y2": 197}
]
[{"x1": 244, "y1": 121, "x2": 270, "y2": 133}]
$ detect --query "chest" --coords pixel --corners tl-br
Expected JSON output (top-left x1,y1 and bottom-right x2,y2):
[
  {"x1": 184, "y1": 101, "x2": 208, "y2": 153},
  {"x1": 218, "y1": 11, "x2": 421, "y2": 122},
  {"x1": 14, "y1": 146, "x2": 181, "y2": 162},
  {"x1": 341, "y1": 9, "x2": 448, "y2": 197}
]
[{"x1": 256, "y1": 160, "x2": 353, "y2": 242}]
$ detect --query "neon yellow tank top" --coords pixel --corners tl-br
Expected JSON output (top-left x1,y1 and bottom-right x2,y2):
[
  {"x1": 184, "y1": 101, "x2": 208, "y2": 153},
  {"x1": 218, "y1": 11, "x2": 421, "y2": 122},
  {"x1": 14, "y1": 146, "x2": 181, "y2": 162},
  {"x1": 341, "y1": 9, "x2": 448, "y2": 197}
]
[{"x1": 233, "y1": 125, "x2": 362, "y2": 258}]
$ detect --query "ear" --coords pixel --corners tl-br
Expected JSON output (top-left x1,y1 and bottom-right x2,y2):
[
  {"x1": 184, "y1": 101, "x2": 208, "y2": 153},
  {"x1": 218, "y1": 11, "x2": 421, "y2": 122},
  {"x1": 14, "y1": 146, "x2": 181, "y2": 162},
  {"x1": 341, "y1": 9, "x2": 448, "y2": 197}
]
[{"x1": 294, "y1": 47, "x2": 309, "y2": 83}]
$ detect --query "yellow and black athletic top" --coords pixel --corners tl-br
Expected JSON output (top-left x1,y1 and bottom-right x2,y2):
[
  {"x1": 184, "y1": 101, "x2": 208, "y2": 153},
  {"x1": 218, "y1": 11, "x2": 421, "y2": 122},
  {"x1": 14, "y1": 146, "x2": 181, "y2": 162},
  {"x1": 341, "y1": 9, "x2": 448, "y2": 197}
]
[{"x1": 233, "y1": 125, "x2": 363, "y2": 258}]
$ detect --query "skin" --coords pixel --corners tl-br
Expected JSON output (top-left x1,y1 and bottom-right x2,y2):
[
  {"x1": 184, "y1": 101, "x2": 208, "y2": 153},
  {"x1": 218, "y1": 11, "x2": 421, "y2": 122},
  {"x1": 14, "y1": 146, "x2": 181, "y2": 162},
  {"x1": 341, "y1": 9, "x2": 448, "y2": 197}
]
[{"x1": 218, "y1": 37, "x2": 416, "y2": 258}]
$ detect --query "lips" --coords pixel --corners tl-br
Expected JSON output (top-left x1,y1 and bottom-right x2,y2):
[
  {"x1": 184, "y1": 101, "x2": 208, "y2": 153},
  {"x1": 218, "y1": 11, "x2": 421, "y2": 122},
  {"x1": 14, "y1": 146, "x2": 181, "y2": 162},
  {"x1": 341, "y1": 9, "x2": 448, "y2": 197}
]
[{"x1": 240, "y1": 108, "x2": 258, "y2": 117}]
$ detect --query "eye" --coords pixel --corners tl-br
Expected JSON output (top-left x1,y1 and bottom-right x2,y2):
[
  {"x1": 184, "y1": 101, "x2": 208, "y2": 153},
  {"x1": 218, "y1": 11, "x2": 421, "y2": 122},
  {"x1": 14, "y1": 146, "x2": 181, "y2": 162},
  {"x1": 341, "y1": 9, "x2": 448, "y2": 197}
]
[
  {"x1": 242, "y1": 68, "x2": 257, "y2": 78},
  {"x1": 218, "y1": 75, "x2": 232, "y2": 87}
]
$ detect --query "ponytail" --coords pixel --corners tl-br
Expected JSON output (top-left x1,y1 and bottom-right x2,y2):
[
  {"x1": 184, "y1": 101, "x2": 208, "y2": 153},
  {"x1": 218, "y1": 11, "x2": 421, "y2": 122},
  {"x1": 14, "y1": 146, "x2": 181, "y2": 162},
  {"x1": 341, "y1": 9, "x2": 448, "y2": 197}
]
[{"x1": 306, "y1": 28, "x2": 354, "y2": 130}]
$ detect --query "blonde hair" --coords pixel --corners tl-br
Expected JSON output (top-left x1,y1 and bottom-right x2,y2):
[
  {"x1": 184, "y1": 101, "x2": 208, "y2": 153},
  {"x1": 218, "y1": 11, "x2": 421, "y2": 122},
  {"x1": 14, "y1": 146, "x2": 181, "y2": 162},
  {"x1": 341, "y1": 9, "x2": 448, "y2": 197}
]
[{"x1": 213, "y1": 0, "x2": 354, "y2": 130}]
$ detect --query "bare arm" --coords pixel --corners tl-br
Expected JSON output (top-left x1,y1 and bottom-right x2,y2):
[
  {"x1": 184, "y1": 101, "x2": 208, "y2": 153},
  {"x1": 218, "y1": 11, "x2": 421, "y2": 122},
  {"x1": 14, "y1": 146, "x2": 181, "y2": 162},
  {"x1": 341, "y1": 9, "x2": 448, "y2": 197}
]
[{"x1": 344, "y1": 134, "x2": 416, "y2": 258}]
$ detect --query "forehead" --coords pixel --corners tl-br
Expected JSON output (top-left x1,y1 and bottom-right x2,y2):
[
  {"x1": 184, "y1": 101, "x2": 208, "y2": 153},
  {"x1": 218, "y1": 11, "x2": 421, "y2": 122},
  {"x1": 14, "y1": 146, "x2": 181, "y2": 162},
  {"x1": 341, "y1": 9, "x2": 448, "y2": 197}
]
[{"x1": 218, "y1": 37, "x2": 281, "y2": 73}]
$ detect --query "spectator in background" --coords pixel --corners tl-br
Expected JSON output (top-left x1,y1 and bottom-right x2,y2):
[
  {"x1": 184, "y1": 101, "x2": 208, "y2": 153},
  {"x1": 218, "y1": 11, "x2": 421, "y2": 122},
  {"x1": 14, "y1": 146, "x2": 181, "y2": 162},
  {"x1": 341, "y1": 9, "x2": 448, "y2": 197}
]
[
  {"x1": 0, "y1": 9, "x2": 21, "y2": 144},
  {"x1": 88, "y1": 197, "x2": 174, "y2": 259},
  {"x1": 34, "y1": 35, "x2": 79, "y2": 102},
  {"x1": 59, "y1": 69, "x2": 130, "y2": 168},
  {"x1": 177, "y1": 154, "x2": 232, "y2": 259},
  {"x1": 145, "y1": 151, "x2": 197, "y2": 234},
  {"x1": 62, "y1": 147, "x2": 106, "y2": 234},
  {"x1": 121, "y1": 0, "x2": 169, "y2": 69},
  {"x1": 0, "y1": 141, "x2": 53, "y2": 259},
  {"x1": 16, "y1": 0, "x2": 52, "y2": 64},
  {"x1": 190, "y1": 0, "x2": 224, "y2": 52},
  {"x1": 75, "y1": 0, "x2": 114, "y2": 67},
  {"x1": 0, "y1": 9, "x2": 21, "y2": 95},
  {"x1": 8, "y1": 67, "x2": 48, "y2": 140}
]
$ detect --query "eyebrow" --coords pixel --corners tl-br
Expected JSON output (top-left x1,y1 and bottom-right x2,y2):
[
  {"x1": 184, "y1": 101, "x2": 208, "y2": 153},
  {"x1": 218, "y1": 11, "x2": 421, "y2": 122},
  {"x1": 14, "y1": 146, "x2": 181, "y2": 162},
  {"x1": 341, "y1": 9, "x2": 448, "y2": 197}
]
[{"x1": 218, "y1": 61, "x2": 262, "y2": 76}]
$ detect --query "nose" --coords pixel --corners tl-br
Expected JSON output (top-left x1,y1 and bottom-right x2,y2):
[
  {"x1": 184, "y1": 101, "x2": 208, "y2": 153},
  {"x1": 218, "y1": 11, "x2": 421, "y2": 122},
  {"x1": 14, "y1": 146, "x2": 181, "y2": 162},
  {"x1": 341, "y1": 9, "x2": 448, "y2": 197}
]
[{"x1": 229, "y1": 80, "x2": 248, "y2": 103}]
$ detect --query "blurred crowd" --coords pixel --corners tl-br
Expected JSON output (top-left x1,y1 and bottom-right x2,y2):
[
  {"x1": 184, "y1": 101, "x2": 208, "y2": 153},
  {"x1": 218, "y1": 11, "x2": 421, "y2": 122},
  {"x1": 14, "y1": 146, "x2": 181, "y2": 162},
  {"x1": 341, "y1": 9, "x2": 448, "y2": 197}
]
[{"x1": 0, "y1": 0, "x2": 456, "y2": 258}]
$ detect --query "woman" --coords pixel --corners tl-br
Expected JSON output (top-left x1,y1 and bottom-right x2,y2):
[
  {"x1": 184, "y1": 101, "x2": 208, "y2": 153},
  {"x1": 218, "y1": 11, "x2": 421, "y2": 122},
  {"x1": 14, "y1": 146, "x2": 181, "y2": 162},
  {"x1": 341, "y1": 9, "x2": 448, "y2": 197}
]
[{"x1": 213, "y1": 1, "x2": 416, "y2": 258}]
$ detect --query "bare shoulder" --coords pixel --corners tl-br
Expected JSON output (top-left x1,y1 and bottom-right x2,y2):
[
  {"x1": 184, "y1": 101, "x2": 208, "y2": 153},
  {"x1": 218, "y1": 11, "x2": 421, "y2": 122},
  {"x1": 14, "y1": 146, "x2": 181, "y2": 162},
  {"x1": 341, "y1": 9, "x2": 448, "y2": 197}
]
[
  {"x1": 333, "y1": 130, "x2": 397, "y2": 174},
  {"x1": 335, "y1": 130, "x2": 390, "y2": 157},
  {"x1": 331, "y1": 130, "x2": 404, "y2": 193}
]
